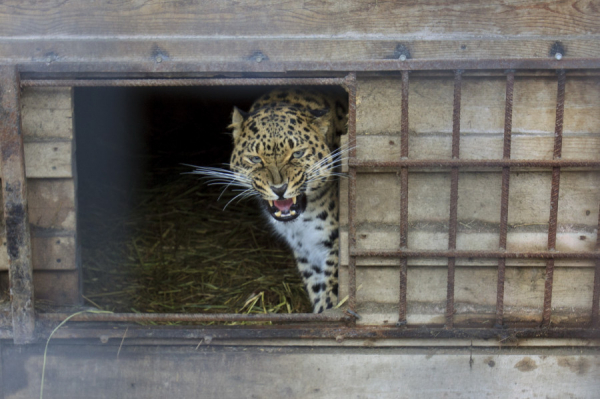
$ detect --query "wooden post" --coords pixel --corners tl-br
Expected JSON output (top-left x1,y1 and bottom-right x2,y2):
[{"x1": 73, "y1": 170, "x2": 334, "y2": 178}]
[{"x1": 0, "y1": 65, "x2": 35, "y2": 344}]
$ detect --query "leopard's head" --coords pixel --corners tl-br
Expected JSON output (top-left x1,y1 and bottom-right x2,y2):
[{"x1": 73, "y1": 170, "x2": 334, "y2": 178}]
[{"x1": 229, "y1": 103, "x2": 334, "y2": 222}]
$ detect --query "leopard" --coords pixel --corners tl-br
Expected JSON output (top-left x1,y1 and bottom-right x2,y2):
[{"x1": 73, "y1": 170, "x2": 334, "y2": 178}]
[{"x1": 194, "y1": 88, "x2": 347, "y2": 313}]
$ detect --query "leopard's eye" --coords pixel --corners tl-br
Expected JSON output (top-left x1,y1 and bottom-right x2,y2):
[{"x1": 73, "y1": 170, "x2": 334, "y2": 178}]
[
  {"x1": 292, "y1": 150, "x2": 305, "y2": 158},
  {"x1": 249, "y1": 156, "x2": 262, "y2": 164}
]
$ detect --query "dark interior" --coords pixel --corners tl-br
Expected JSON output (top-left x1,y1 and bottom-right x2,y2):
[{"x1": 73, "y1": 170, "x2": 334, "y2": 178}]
[{"x1": 73, "y1": 86, "x2": 337, "y2": 314}]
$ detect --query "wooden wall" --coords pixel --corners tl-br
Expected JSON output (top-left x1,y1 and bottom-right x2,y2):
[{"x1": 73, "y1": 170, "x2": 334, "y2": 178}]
[
  {"x1": 0, "y1": 1, "x2": 599, "y2": 65},
  {"x1": 2, "y1": 343, "x2": 599, "y2": 399},
  {"x1": 0, "y1": 88, "x2": 79, "y2": 305},
  {"x1": 340, "y1": 74, "x2": 600, "y2": 326}
]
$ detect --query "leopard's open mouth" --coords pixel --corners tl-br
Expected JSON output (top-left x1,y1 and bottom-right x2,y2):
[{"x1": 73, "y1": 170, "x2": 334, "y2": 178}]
[{"x1": 265, "y1": 194, "x2": 307, "y2": 222}]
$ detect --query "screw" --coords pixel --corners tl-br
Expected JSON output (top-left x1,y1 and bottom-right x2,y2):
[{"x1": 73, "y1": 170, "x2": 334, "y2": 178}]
[
  {"x1": 204, "y1": 335, "x2": 213, "y2": 344},
  {"x1": 335, "y1": 335, "x2": 344, "y2": 343},
  {"x1": 399, "y1": 54, "x2": 407, "y2": 61},
  {"x1": 155, "y1": 56, "x2": 163, "y2": 63},
  {"x1": 99, "y1": 335, "x2": 109, "y2": 344},
  {"x1": 554, "y1": 53, "x2": 563, "y2": 60}
]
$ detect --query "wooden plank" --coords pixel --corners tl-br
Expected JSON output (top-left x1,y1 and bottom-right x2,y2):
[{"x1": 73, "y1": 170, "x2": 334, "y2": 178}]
[
  {"x1": 339, "y1": 265, "x2": 594, "y2": 326},
  {"x1": 0, "y1": 142, "x2": 72, "y2": 178},
  {"x1": 347, "y1": 300, "x2": 592, "y2": 326},
  {"x1": 0, "y1": 65, "x2": 34, "y2": 344},
  {"x1": 0, "y1": 270, "x2": 80, "y2": 306},
  {"x1": 0, "y1": 235, "x2": 76, "y2": 271},
  {"x1": 32, "y1": 270, "x2": 80, "y2": 305},
  {"x1": 3, "y1": 344, "x2": 599, "y2": 399},
  {"x1": 2, "y1": 39, "x2": 600, "y2": 64},
  {"x1": 21, "y1": 87, "x2": 73, "y2": 140},
  {"x1": 23, "y1": 141, "x2": 72, "y2": 178},
  {"x1": 357, "y1": 77, "x2": 600, "y2": 135},
  {"x1": 26, "y1": 179, "x2": 76, "y2": 230},
  {"x1": 340, "y1": 230, "x2": 597, "y2": 267},
  {"x1": 0, "y1": 1, "x2": 599, "y2": 37},
  {"x1": 343, "y1": 266, "x2": 594, "y2": 309},
  {"x1": 344, "y1": 134, "x2": 600, "y2": 164},
  {"x1": 0, "y1": 179, "x2": 76, "y2": 230},
  {"x1": 340, "y1": 171, "x2": 600, "y2": 227}
]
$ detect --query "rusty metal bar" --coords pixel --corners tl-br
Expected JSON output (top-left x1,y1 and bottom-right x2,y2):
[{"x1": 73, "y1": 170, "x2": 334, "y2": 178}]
[
  {"x1": 15, "y1": 58, "x2": 600, "y2": 76},
  {"x1": 348, "y1": 159, "x2": 600, "y2": 169},
  {"x1": 351, "y1": 249, "x2": 600, "y2": 259},
  {"x1": 0, "y1": 66, "x2": 35, "y2": 344},
  {"x1": 398, "y1": 71, "x2": 410, "y2": 326},
  {"x1": 21, "y1": 77, "x2": 349, "y2": 87},
  {"x1": 496, "y1": 71, "x2": 515, "y2": 328},
  {"x1": 38, "y1": 312, "x2": 350, "y2": 323},
  {"x1": 446, "y1": 70, "x2": 463, "y2": 328},
  {"x1": 346, "y1": 73, "x2": 358, "y2": 318},
  {"x1": 592, "y1": 202, "x2": 600, "y2": 327},
  {"x1": 542, "y1": 70, "x2": 566, "y2": 327}
]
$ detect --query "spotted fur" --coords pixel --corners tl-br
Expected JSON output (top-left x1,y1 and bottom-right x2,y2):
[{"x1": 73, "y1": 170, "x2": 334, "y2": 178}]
[{"x1": 229, "y1": 88, "x2": 347, "y2": 312}]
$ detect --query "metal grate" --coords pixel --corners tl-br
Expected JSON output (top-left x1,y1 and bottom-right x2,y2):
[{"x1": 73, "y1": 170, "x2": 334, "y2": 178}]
[
  {"x1": 1, "y1": 59, "x2": 600, "y2": 344},
  {"x1": 346, "y1": 67, "x2": 600, "y2": 331}
]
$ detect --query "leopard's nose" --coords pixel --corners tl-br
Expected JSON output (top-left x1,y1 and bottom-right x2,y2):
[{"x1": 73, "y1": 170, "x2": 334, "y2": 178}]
[{"x1": 270, "y1": 183, "x2": 288, "y2": 199}]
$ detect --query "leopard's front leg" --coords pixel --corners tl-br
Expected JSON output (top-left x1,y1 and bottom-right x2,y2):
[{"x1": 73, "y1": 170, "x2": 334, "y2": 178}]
[{"x1": 295, "y1": 243, "x2": 338, "y2": 313}]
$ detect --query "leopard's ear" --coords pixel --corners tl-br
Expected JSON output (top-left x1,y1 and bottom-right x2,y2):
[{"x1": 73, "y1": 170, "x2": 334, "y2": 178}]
[
  {"x1": 229, "y1": 106, "x2": 249, "y2": 141},
  {"x1": 309, "y1": 107, "x2": 330, "y2": 137}
]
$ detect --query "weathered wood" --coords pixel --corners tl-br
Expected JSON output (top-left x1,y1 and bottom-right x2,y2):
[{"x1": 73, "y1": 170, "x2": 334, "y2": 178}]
[
  {"x1": 340, "y1": 230, "x2": 597, "y2": 267},
  {"x1": 0, "y1": 1, "x2": 599, "y2": 37},
  {"x1": 344, "y1": 135, "x2": 600, "y2": 165},
  {"x1": 345, "y1": 300, "x2": 593, "y2": 326},
  {"x1": 340, "y1": 171, "x2": 600, "y2": 227},
  {"x1": 0, "y1": 235, "x2": 76, "y2": 271},
  {"x1": 26, "y1": 179, "x2": 76, "y2": 230},
  {"x1": 3, "y1": 344, "x2": 599, "y2": 399},
  {"x1": 341, "y1": 266, "x2": 594, "y2": 308},
  {"x1": 21, "y1": 87, "x2": 73, "y2": 139},
  {"x1": 0, "y1": 141, "x2": 72, "y2": 178},
  {"x1": 0, "y1": 178, "x2": 76, "y2": 271},
  {"x1": 0, "y1": 65, "x2": 34, "y2": 344},
  {"x1": 2, "y1": 39, "x2": 600, "y2": 65},
  {"x1": 357, "y1": 77, "x2": 600, "y2": 135},
  {"x1": 339, "y1": 265, "x2": 595, "y2": 326},
  {"x1": 0, "y1": 269, "x2": 80, "y2": 306}
]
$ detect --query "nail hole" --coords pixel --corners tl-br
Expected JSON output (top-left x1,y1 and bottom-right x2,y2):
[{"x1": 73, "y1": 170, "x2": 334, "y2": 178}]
[
  {"x1": 56, "y1": 258, "x2": 61, "y2": 263},
  {"x1": 586, "y1": 210, "x2": 591, "y2": 216},
  {"x1": 389, "y1": 140, "x2": 395, "y2": 145},
  {"x1": 580, "y1": 236, "x2": 586, "y2": 240},
  {"x1": 56, "y1": 239, "x2": 61, "y2": 244}
]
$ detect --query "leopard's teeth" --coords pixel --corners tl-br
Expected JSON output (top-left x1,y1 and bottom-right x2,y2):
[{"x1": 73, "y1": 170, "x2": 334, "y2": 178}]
[
  {"x1": 290, "y1": 210, "x2": 296, "y2": 216},
  {"x1": 275, "y1": 211, "x2": 282, "y2": 218},
  {"x1": 292, "y1": 196, "x2": 297, "y2": 204},
  {"x1": 268, "y1": 200, "x2": 274, "y2": 207}
]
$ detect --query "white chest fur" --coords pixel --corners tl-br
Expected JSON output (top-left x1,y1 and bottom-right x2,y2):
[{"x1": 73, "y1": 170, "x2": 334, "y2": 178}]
[{"x1": 268, "y1": 211, "x2": 332, "y2": 266}]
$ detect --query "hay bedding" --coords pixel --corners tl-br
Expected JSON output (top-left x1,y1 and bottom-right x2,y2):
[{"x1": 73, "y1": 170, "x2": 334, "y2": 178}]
[{"x1": 81, "y1": 168, "x2": 312, "y2": 318}]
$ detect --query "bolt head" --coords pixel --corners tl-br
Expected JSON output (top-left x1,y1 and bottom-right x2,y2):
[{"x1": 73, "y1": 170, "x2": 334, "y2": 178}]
[
  {"x1": 555, "y1": 53, "x2": 563, "y2": 60},
  {"x1": 399, "y1": 54, "x2": 407, "y2": 61},
  {"x1": 156, "y1": 56, "x2": 163, "y2": 63}
]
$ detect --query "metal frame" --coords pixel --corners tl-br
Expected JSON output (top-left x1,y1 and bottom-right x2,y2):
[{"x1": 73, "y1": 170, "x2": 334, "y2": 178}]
[{"x1": 1, "y1": 58, "x2": 600, "y2": 344}]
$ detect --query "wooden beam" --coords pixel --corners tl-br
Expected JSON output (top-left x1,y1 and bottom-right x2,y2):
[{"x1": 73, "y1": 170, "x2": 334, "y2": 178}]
[{"x1": 0, "y1": 65, "x2": 34, "y2": 344}]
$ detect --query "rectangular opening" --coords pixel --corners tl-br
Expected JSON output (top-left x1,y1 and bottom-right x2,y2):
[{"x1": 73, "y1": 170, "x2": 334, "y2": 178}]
[{"x1": 73, "y1": 82, "x2": 350, "y2": 320}]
